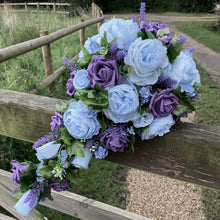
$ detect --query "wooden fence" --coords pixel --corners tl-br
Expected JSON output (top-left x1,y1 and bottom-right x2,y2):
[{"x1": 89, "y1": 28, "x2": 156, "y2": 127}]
[
  {"x1": 0, "y1": 3, "x2": 104, "y2": 93},
  {"x1": 0, "y1": 2, "x2": 71, "y2": 14}
]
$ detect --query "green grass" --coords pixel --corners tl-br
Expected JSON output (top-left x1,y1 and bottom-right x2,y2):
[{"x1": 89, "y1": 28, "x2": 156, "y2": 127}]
[
  {"x1": 160, "y1": 12, "x2": 212, "y2": 16},
  {"x1": 176, "y1": 21, "x2": 220, "y2": 52},
  {"x1": 0, "y1": 10, "x2": 97, "y2": 97}
]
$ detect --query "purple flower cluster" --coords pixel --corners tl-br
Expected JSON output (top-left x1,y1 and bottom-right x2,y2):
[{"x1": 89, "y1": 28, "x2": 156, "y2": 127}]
[
  {"x1": 48, "y1": 179, "x2": 71, "y2": 192},
  {"x1": 66, "y1": 70, "x2": 77, "y2": 98},
  {"x1": 50, "y1": 111, "x2": 63, "y2": 133},
  {"x1": 11, "y1": 160, "x2": 29, "y2": 184},
  {"x1": 32, "y1": 132, "x2": 55, "y2": 149}
]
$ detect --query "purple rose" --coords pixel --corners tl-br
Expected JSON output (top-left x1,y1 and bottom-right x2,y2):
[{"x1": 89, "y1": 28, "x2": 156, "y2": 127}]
[
  {"x1": 149, "y1": 88, "x2": 179, "y2": 118},
  {"x1": 10, "y1": 160, "x2": 29, "y2": 184},
  {"x1": 66, "y1": 70, "x2": 77, "y2": 97},
  {"x1": 50, "y1": 111, "x2": 63, "y2": 133},
  {"x1": 48, "y1": 179, "x2": 71, "y2": 192},
  {"x1": 99, "y1": 125, "x2": 129, "y2": 152},
  {"x1": 87, "y1": 55, "x2": 122, "y2": 89}
]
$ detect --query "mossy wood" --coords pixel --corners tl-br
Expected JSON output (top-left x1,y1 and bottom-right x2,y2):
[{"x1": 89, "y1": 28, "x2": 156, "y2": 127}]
[
  {"x1": 0, "y1": 169, "x2": 150, "y2": 220},
  {"x1": 0, "y1": 89, "x2": 220, "y2": 189}
]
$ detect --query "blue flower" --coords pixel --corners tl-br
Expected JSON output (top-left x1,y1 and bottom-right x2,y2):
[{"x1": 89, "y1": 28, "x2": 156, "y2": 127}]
[
  {"x1": 162, "y1": 50, "x2": 200, "y2": 89},
  {"x1": 141, "y1": 114, "x2": 175, "y2": 140},
  {"x1": 79, "y1": 34, "x2": 101, "y2": 58},
  {"x1": 63, "y1": 101, "x2": 100, "y2": 139},
  {"x1": 99, "y1": 18, "x2": 139, "y2": 50},
  {"x1": 133, "y1": 113, "x2": 154, "y2": 128},
  {"x1": 128, "y1": 126, "x2": 135, "y2": 135},
  {"x1": 103, "y1": 83, "x2": 139, "y2": 123},
  {"x1": 139, "y1": 86, "x2": 152, "y2": 104},
  {"x1": 61, "y1": 150, "x2": 68, "y2": 159},
  {"x1": 181, "y1": 84, "x2": 195, "y2": 97},
  {"x1": 124, "y1": 38, "x2": 169, "y2": 86},
  {"x1": 94, "y1": 146, "x2": 108, "y2": 159},
  {"x1": 73, "y1": 69, "x2": 90, "y2": 90}
]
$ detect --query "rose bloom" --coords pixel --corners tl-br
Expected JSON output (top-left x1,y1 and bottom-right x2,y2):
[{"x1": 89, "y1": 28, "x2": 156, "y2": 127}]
[
  {"x1": 87, "y1": 55, "x2": 122, "y2": 89},
  {"x1": 99, "y1": 126, "x2": 129, "y2": 152},
  {"x1": 149, "y1": 88, "x2": 179, "y2": 118},
  {"x1": 11, "y1": 160, "x2": 29, "y2": 184}
]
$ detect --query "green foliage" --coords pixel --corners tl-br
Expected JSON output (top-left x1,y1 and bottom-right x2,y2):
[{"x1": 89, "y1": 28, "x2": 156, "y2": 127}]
[
  {"x1": 78, "y1": 84, "x2": 108, "y2": 112},
  {"x1": 66, "y1": 140, "x2": 85, "y2": 157},
  {"x1": 167, "y1": 42, "x2": 183, "y2": 63},
  {"x1": 176, "y1": 21, "x2": 220, "y2": 53}
]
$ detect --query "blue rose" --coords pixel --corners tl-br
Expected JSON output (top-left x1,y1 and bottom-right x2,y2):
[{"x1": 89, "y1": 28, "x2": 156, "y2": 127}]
[
  {"x1": 162, "y1": 50, "x2": 200, "y2": 89},
  {"x1": 133, "y1": 113, "x2": 154, "y2": 128},
  {"x1": 124, "y1": 38, "x2": 169, "y2": 86},
  {"x1": 63, "y1": 101, "x2": 100, "y2": 139},
  {"x1": 103, "y1": 84, "x2": 139, "y2": 123},
  {"x1": 141, "y1": 114, "x2": 175, "y2": 140},
  {"x1": 73, "y1": 69, "x2": 91, "y2": 90},
  {"x1": 79, "y1": 34, "x2": 101, "y2": 58},
  {"x1": 99, "y1": 18, "x2": 139, "y2": 50}
]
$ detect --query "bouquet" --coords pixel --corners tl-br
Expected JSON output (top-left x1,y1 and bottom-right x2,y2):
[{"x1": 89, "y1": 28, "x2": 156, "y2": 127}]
[{"x1": 11, "y1": 3, "x2": 200, "y2": 216}]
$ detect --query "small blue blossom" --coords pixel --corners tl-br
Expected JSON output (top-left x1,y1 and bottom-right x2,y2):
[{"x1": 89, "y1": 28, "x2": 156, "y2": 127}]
[
  {"x1": 181, "y1": 84, "x2": 195, "y2": 97},
  {"x1": 36, "y1": 163, "x2": 44, "y2": 182},
  {"x1": 139, "y1": 86, "x2": 152, "y2": 105},
  {"x1": 94, "y1": 146, "x2": 108, "y2": 159},
  {"x1": 128, "y1": 126, "x2": 135, "y2": 135},
  {"x1": 61, "y1": 150, "x2": 68, "y2": 159}
]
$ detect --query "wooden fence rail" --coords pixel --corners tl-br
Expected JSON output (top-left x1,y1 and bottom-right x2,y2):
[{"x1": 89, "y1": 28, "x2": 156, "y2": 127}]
[
  {"x1": 0, "y1": 169, "x2": 150, "y2": 220},
  {"x1": 0, "y1": 89, "x2": 220, "y2": 189},
  {"x1": 0, "y1": 16, "x2": 104, "y2": 63}
]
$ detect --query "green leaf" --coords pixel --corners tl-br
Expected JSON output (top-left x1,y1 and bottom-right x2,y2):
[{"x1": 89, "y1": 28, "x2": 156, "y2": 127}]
[
  {"x1": 37, "y1": 160, "x2": 57, "y2": 179},
  {"x1": 97, "y1": 113, "x2": 108, "y2": 131},
  {"x1": 78, "y1": 84, "x2": 108, "y2": 111},
  {"x1": 59, "y1": 127, "x2": 74, "y2": 146},
  {"x1": 56, "y1": 102, "x2": 68, "y2": 112},
  {"x1": 65, "y1": 168, "x2": 78, "y2": 183},
  {"x1": 12, "y1": 191, "x2": 24, "y2": 199},
  {"x1": 167, "y1": 42, "x2": 183, "y2": 63},
  {"x1": 137, "y1": 31, "x2": 147, "y2": 40},
  {"x1": 76, "y1": 47, "x2": 93, "y2": 68},
  {"x1": 119, "y1": 64, "x2": 134, "y2": 75},
  {"x1": 40, "y1": 186, "x2": 53, "y2": 201},
  {"x1": 109, "y1": 37, "x2": 117, "y2": 45},
  {"x1": 129, "y1": 135, "x2": 135, "y2": 153},
  {"x1": 146, "y1": 31, "x2": 155, "y2": 39},
  {"x1": 100, "y1": 31, "x2": 108, "y2": 47},
  {"x1": 173, "y1": 103, "x2": 195, "y2": 117},
  {"x1": 19, "y1": 164, "x2": 37, "y2": 192},
  {"x1": 66, "y1": 140, "x2": 85, "y2": 157}
]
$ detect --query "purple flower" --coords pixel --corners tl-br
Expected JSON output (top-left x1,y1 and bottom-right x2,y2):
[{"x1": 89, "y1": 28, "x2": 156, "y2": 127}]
[
  {"x1": 87, "y1": 55, "x2": 122, "y2": 89},
  {"x1": 10, "y1": 160, "x2": 29, "y2": 184},
  {"x1": 153, "y1": 76, "x2": 177, "y2": 89},
  {"x1": 149, "y1": 88, "x2": 179, "y2": 118},
  {"x1": 32, "y1": 132, "x2": 55, "y2": 149},
  {"x1": 62, "y1": 57, "x2": 80, "y2": 72},
  {"x1": 50, "y1": 111, "x2": 63, "y2": 133},
  {"x1": 99, "y1": 125, "x2": 129, "y2": 152},
  {"x1": 175, "y1": 37, "x2": 188, "y2": 44},
  {"x1": 132, "y1": 15, "x2": 136, "y2": 23},
  {"x1": 66, "y1": 70, "x2": 77, "y2": 98},
  {"x1": 48, "y1": 179, "x2": 71, "y2": 192},
  {"x1": 139, "y1": 2, "x2": 146, "y2": 22}
]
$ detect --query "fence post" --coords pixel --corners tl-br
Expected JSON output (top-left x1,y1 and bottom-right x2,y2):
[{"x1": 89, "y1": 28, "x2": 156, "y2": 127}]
[
  {"x1": 37, "y1": 2, "x2": 39, "y2": 11},
  {"x1": 39, "y1": 30, "x2": 54, "y2": 91},
  {"x1": 92, "y1": 2, "x2": 95, "y2": 18},
  {"x1": 25, "y1": 2, "x2": 27, "y2": 11},
  {"x1": 80, "y1": 19, "x2": 85, "y2": 48},
  {"x1": 53, "y1": 3, "x2": 56, "y2": 13},
  {"x1": 97, "y1": 8, "x2": 102, "y2": 31}
]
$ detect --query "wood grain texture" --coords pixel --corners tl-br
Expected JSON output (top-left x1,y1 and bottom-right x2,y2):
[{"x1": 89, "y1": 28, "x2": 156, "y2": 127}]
[
  {"x1": 0, "y1": 170, "x2": 150, "y2": 220},
  {"x1": 0, "y1": 16, "x2": 104, "y2": 63},
  {"x1": 0, "y1": 89, "x2": 220, "y2": 189}
]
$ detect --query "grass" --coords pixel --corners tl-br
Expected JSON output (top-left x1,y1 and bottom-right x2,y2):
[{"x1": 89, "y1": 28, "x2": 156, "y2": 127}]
[
  {"x1": 0, "y1": 10, "x2": 97, "y2": 97},
  {"x1": 176, "y1": 20, "x2": 220, "y2": 52},
  {"x1": 160, "y1": 12, "x2": 212, "y2": 16}
]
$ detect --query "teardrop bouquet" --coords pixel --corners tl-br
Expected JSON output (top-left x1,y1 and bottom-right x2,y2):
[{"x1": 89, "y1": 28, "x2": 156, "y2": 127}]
[{"x1": 11, "y1": 3, "x2": 200, "y2": 216}]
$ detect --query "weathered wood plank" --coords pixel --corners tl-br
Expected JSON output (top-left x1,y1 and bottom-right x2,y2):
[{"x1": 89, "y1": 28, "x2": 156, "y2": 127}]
[
  {"x1": 0, "y1": 16, "x2": 104, "y2": 63},
  {"x1": 0, "y1": 89, "x2": 220, "y2": 189},
  {"x1": 0, "y1": 170, "x2": 150, "y2": 220},
  {"x1": 0, "y1": 213, "x2": 17, "y2": 220},
  {"x1": 0, "y1": 184, "x2": 44, "y2": 220}
]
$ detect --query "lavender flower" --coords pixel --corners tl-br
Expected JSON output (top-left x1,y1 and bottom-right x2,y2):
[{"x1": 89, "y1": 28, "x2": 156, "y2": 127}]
[
  {"x1": 24, "y1": 182, "x2": 46, "y2": 208},
  {"x1": 48, "y1": 179, "x2": 71, "y2": 192},
  {"x1": 139, "y1": 2, "x2": 146, "y2": 23},
  {"x1": 11, "y1": 160, "x2": 29, "y2": 184},
  {"x1": 132, "y1": 15, "x2": 136, "y2": 23},
  {"x1": 62, "y1": 57, "x2": 80, "y2": 71},
  {"x1": 187, "y1": 46, "x2": 196, "y2": 52},
  {"x1": 175, "y1": 37, "x2": 188, "y2": 44},
  {"x1": 32, "y1": 132, "x2": 55, "y2": 149},
  {"x1": 50, "y1": 111, "x2": 63, "y2": 133}
]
